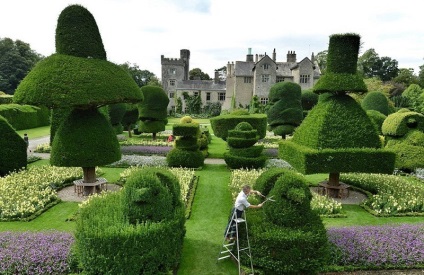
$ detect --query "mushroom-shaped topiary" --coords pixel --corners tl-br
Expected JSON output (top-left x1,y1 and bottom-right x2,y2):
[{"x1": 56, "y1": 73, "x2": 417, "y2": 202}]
[
  {"x1": 138, "y1": 85, "x2": 169, "y2": 140},
  {"x1": 279, "y1": 33, "x2": 395, "y2": 197},
  {"x1": 382, "y1": 110, "x2": 424, "y2": 172},
  {"x1": 0, "y1": 115, "x2": 27, "y2": 176},
  {"x1": 266, "y1": 82, "x2": 303, "y2": 139},
  {"x1": 13, "y1": 5, "x2": 142, "y2": 191}
]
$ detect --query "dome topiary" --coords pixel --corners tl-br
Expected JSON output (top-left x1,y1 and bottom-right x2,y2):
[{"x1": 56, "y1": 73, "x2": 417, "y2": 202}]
[
  {"x1": 234, "y1": 121, "x2": 253, "y2": 131},
  {"x1": 180, "y1": 116, "x2": 193, "y2": 123},
  {"x1": 361, "y1": 91, "x2": 390, "y2": 116}
]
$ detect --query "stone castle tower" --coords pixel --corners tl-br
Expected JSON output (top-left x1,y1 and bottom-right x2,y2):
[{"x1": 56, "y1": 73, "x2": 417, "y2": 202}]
[{"x1": 161, "y1": 49, "x2": 190, "y2": 93}]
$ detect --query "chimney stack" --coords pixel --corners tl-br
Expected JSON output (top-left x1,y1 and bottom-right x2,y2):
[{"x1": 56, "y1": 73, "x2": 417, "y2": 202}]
[
  {"x1": 287, "y1": 51, "x2": 296, "y2": 62},
  {"x1": 246, "y1": 48, "x2": 253, "y2": 62}
]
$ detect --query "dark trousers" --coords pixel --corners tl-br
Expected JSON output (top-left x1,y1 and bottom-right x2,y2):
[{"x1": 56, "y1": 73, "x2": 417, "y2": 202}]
[{"x1": 224, "y1": 207, "x2": 243, "y2": 239}]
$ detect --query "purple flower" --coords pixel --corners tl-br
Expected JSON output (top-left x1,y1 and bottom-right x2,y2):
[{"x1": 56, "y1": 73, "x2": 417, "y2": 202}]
[
  {"x1": 0, "y1": 231, "x2": 74, "y2": 274},
  {"x1": 327, "y1": 223, "x2": 424, "y2": 267}
]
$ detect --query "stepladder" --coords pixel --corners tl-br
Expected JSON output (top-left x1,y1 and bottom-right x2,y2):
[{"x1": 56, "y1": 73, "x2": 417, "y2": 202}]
[{"x1": 217, "y1": 208, "x2": 254, "y2": 275}]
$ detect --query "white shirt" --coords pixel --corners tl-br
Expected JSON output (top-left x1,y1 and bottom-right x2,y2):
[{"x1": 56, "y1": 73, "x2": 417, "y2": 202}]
[{"x1": 234, "y1": 190, "x2": 250, "y2": 211}]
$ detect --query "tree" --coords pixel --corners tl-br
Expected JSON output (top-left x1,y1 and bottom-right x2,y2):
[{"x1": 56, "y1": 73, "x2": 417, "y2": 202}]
[
  {"x1": 358, "y1": 48, "x2": 399, "y2": 81},
  {"x1": 182, "y1": 91, "x2": 202, "y2": 114},
  {"x1": 121, "y1": 104, "x2": 139, "y2": 138},
  {"x1": 418, "y1": 64, "x2": 424, "y2": 88},
  {"x1": 138, "y1": 85, "x2": 169, "y2": 140},
  {"x1": 402, "y1": 84, "x2": 423, "y2": 112},
  {"x1": 280, "y1": 33, "x2": 395, "y2": 197},
  {"x1": 266, "y1": 82, "x2": 303, "y2": 139},
  {"x1": 361, "y1": 91, "x2": 390, "y2": 116},
  {"x1": 315, "y1": 50, "x2": 328, "y2": 74},
  {"x1": 119, "y1": 62, "x2": 157, "y2": 88},
  {"x1": 14, "y1": 4, "x2": 142, "y2": 193},
  {"x1": 393, "y1": 68, "x2": 418, "y2": 88},
  {"x1": 216, "y1": 66, "x2": 227, "y2": 81},
  {"x1": 0, "y1": 115, "x2": 27, "y2": 176},
  {"x1": 0, "y1": 38, "x2": 43, "y2": 94},
  {"x1": 189, "y1": 68, "x2": 211, "y2": 80}
]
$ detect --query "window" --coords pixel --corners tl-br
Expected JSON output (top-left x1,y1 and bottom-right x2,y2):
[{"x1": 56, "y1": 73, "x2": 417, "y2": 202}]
[
  {"x1": 260, "y1": 97, "x2": 268, "y2": 105},
  {"x1": 194, "y1": 91, "x2": 199, "y2": 97},
  {"x1": 169, "y1": 79, "x2": 176, "y2": 86},
  {"x1": 206, "y1": 92, "x2": 211, "y2": 101},
  {"x1": 244, "y1": 77, "x2": 252, "y2": 83},
  {"x1": 169, "y1": 68, "x2": 176, "y2": 74},
  {"x1": 263, "y1": 63, "x2": 270, "y2": 70},
  {"x1": 276, "y1": 76, "x2": 284, "y2": 83},
  {"x1": 218, "y1": 92, "x2": 226, "y2": 101},
  {"x1": 300, "y1": 74, "x2": 310, "y2": 84},
  {"x1": 261, "y1": 74, "x2": 270, "y2": 82},
  {"x1": 169, "y1": 92, "x2": 174, "y2": 98}
]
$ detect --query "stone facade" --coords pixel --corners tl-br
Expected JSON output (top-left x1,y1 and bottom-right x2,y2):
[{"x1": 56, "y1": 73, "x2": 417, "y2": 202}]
[
  {"x1": 222, "y1": 48, "x2": 321, "y2": 110},
  {"x1": 161, "y1": 48, "x2": 320, "y2": 112}
]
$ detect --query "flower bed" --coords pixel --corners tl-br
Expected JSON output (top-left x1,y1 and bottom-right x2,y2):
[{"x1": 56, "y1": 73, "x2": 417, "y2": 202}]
[
  {"x1": 341, "y1": 173, "x2": 424, "y2": 216},
  {"x1": 0, "y1": 166, "x2": 81, "y2": 220},
  {"x1": 106, "y1": 155, "x2": 167, "y2": 168},
  {"x1": 0, "y1": 231, "x2": 74, "y2": 274},
  {"x1": 327, "y1": 224, "x2": 424, "y2": 269},
  {"x1": 120, "y1": 145, "x2": 172, "y2": 156}
]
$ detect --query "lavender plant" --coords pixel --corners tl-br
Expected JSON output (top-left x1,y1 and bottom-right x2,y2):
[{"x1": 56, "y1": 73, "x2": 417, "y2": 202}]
[
  {"x1": 0, "y1": 231, "x2": 74, "y2": 274},
  {"x1": 328, "y1": 224, "x2": 424, "y2": 268}
]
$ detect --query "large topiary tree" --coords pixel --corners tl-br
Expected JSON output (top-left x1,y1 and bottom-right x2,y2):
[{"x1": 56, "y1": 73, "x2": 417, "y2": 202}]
[
  {"x1": 13, "y1": 5, "x2": 142, "y2": 192},
  {"x1": 138, "y1": 85, "x2": 169, "y2": 140},
  {"x1": 0, "y1": 115, "x2": 27, "y2": 176},
  {"x1": 279, "y1": 33, "x2": 395, "y2": 197},
  {"x1": 266, "y1": 82, "x2": 303, "y2": 139}
]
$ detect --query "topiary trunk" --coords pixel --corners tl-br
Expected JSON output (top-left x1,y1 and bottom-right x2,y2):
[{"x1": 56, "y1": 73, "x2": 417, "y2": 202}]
[
  {"x1": 327, "y1": 172, "x2": 340, "y2": 197},
  {"x1": 82, "y1": 167, "x2": 97, "y2": 195}
]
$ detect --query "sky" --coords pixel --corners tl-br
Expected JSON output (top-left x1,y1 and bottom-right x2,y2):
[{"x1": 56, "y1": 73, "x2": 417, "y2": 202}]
[{"x1": 1, "y1": 0, "x2": 423, "y2": 79}]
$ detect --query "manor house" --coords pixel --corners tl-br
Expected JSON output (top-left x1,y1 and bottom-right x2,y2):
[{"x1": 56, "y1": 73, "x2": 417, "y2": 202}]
[{"x1": 161, "y1": 48, "x2": 321, "y2": 112}]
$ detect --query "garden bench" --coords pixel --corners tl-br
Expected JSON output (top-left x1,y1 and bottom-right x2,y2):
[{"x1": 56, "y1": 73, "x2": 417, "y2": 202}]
[
  {"x1": 73, "y1": 177, "x2": 107, "y2": 196},
  {"x1": 318, "y1": 181, "x2": 350, "y2": 199}
]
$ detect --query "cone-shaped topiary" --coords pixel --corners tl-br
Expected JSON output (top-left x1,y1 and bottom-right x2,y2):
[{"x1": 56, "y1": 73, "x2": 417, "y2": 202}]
[
  {"x1": 266, "y1": 82, "x2": 303, "y2": 139},
  {"x1": 382, "y1": 110, "x2": 424, "y2": 171},
  {"x1": 138, "y1": 85, "x2": 169, "y2": 140},
  {"x1": 224, "y1": 122, "x2": 266, "y2": 169},
  {"x1": 280, "y1": 33, "x2": 395, "y2": 196},
  {"x1": 0, "y1": 115, "x2": 27, "y2": 176},
  {"x1": 313, "y1": 33, "x2": 367, "y2": 94}
]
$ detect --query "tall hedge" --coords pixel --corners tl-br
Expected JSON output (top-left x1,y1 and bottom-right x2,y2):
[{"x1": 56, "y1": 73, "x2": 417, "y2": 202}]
[
  {"x1": 0, "y1": 104, "x2": 50, "y2": 130},
  {"x1": 0, "y1": 115, "x2": 27, "y2": 176}
]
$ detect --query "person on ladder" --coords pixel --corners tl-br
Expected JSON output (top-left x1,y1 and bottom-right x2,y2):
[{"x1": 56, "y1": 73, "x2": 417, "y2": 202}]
[{"x1": 224, "y1": 185, "x2": 263, "y2": 241}]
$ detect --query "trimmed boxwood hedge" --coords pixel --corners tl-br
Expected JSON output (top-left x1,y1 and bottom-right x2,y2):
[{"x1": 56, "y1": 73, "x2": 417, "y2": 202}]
[
  {"x1": 210, "y1": 113, "x2": 267, "y2": 141},
  {"x1": 366, "y1": 110, "x2": 387, "y2": 135},
  {"x1": 223, "y1": 153, "x2": 267, "y2": 169},
  {"x1": 361, "y1": 91, "x2": 390, "y2": 116},
  {"x1": 172, "y1": 123, "x2": 200, "y2": 137},
  {"x1": 228, "y1": 145, "x2": 264, "y2": 158},
  {"x1": 0, "y1": 115, "x2": 27, "y2": 176},
  {"x1": 167, "y1": 148, "x2": 204, "y2": 168},
  {"x1": 279, "y1": 141, "x2": 396, "y2": 175},
  {"x1": 0, "y1": 104, "x2": 50, "y2": 130},
  {"x1": 382, "y1": 110, "x2": 424, "y2": 137}
]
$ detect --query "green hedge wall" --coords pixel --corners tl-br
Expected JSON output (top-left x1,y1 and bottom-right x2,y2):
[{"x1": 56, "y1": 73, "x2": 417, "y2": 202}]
[
  {"x1": 0, "y1": 115, "x2": 27, "y2": 176},
  {"x1": 228, "y1": 145, "x2": 264, "y2": 158},
  {"x1": 0, "y1": 104, "x2": 50, "y2": 130},
  {"x1": 279, "y1": 141, "x2": 396, "y2": 175},
  {"x1": 223, "y1": 153, "x2": 267, "y2": 169},
  {"x1": 166, "y1": 148, "x2": 204, "y2": 168},
  {"x1": 210, "y1": 114, "x2": 267, "y2": 141}
]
